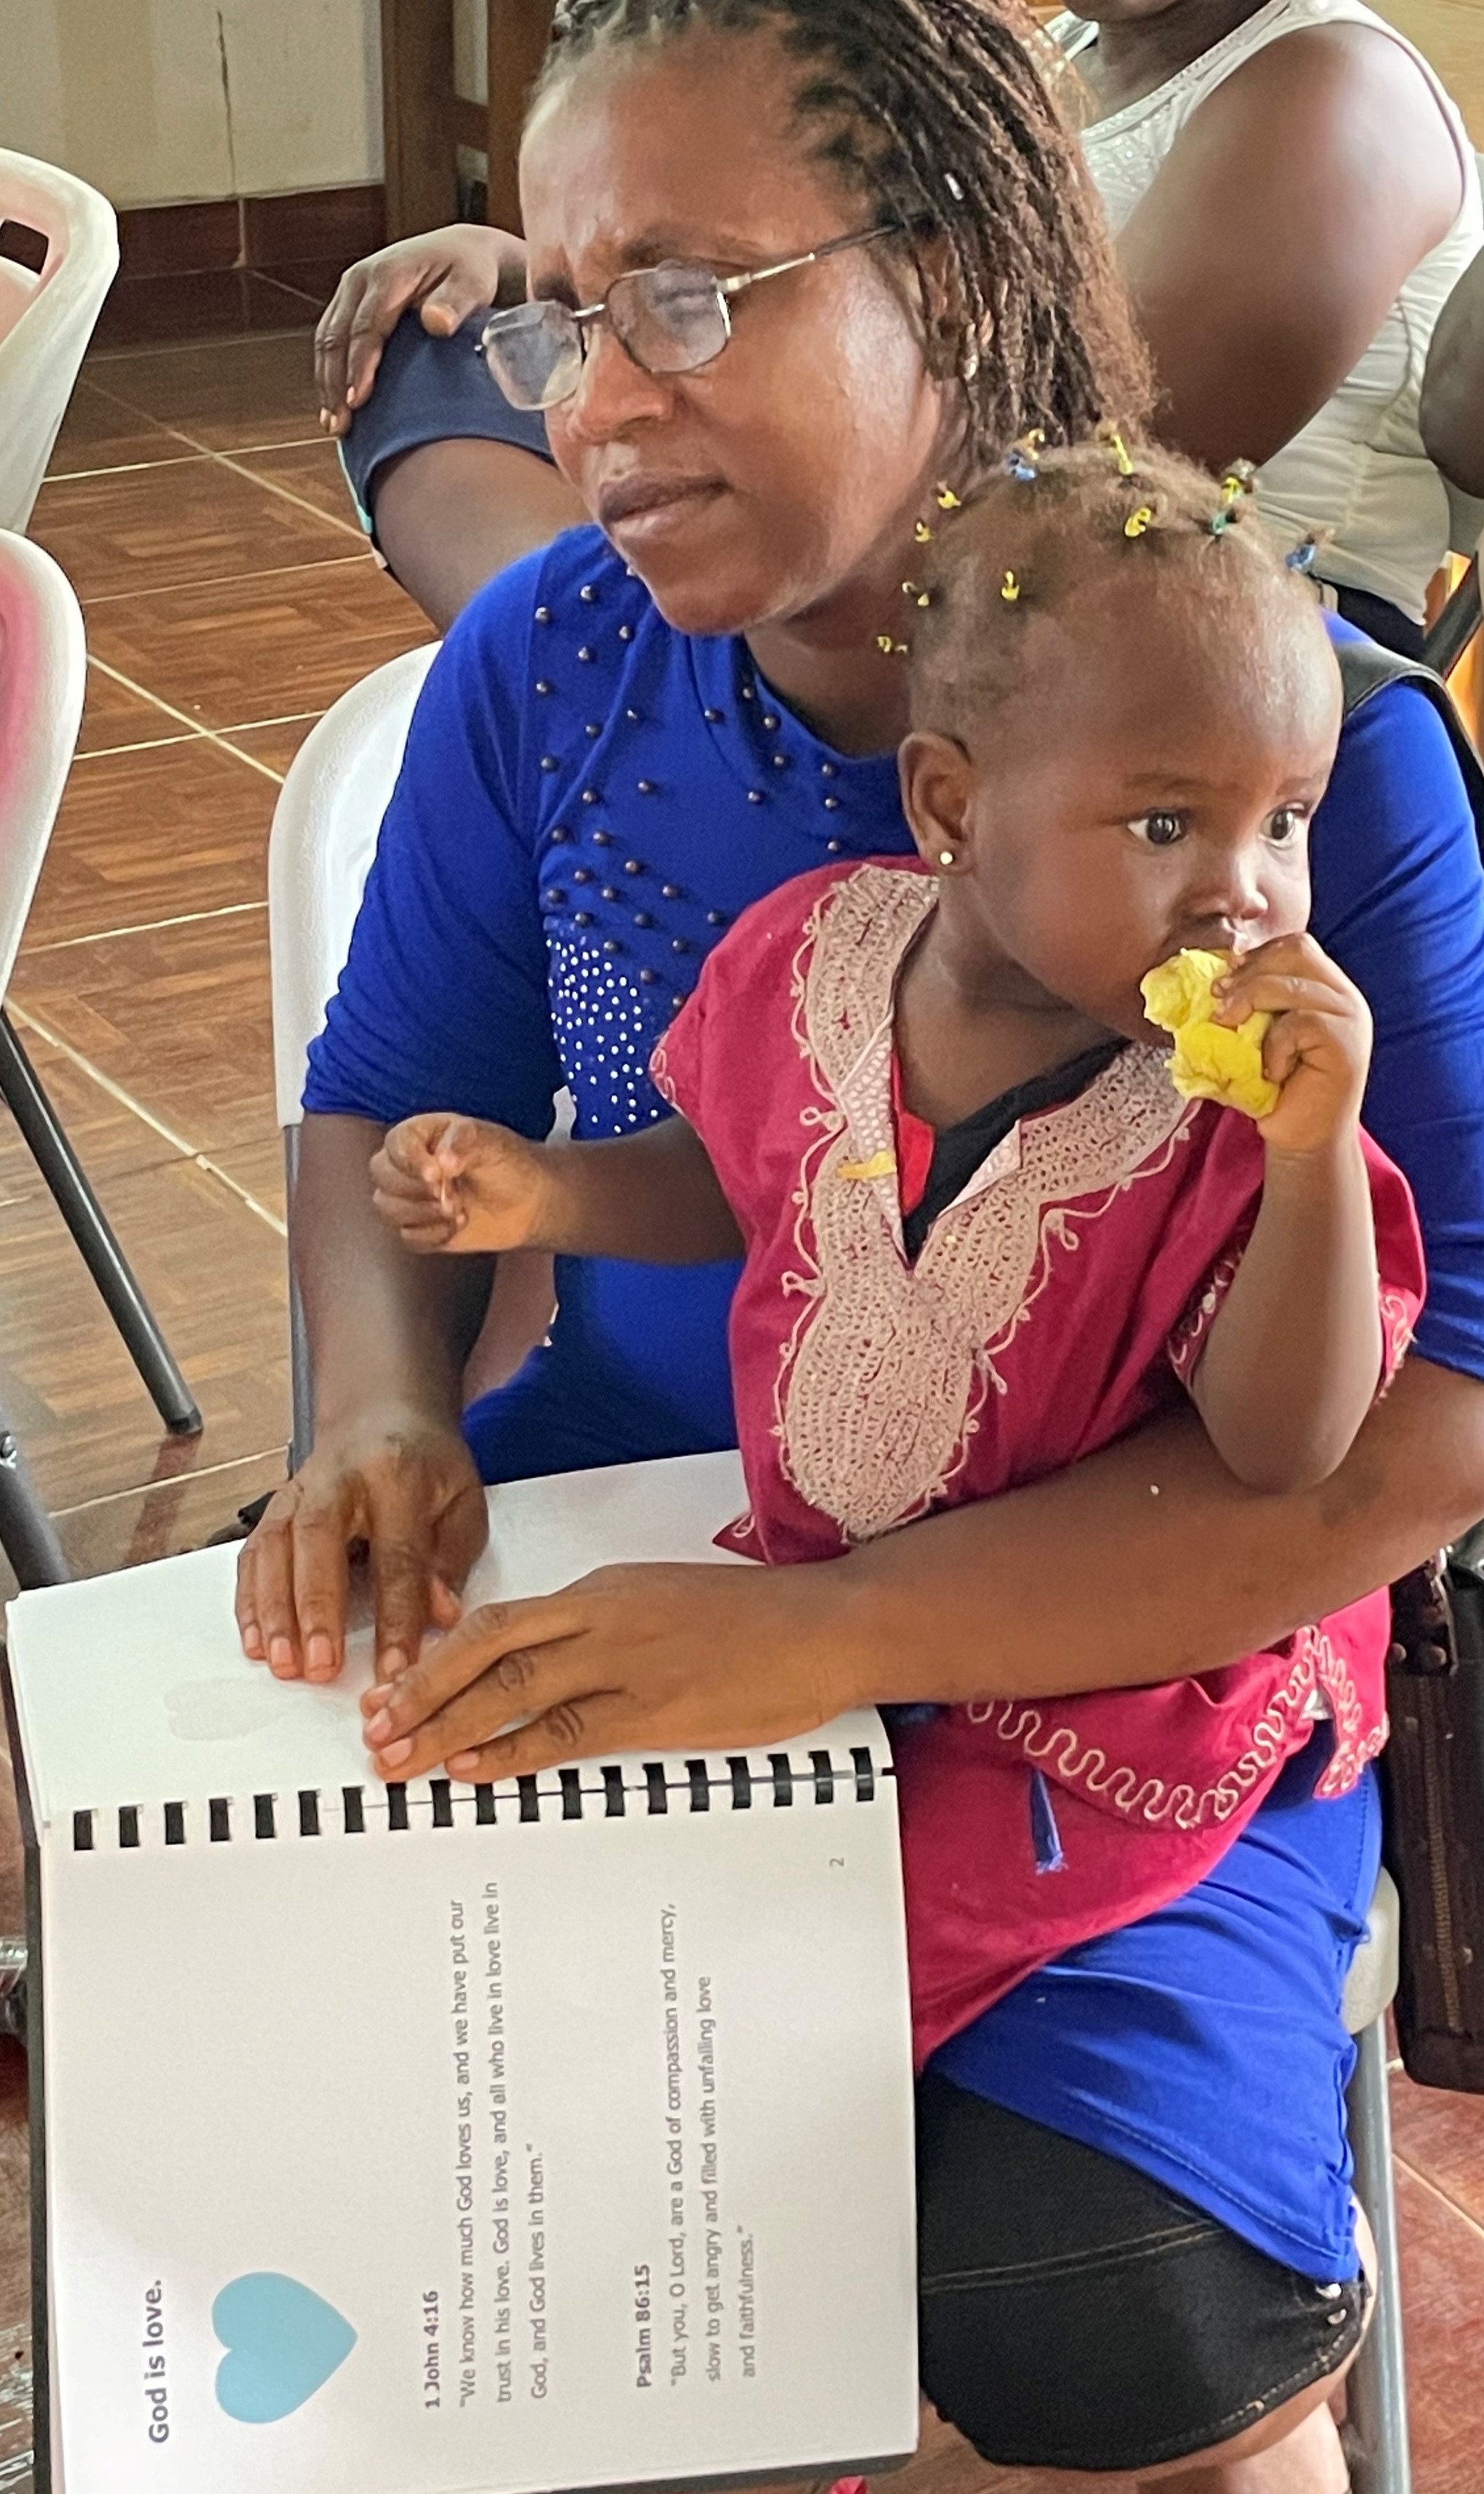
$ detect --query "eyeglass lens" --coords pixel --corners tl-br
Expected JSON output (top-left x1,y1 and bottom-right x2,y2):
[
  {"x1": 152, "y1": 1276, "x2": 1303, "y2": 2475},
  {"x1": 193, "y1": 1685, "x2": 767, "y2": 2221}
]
[{"x1": 484, "y1": 262, "x2": 734, "y2": 410}]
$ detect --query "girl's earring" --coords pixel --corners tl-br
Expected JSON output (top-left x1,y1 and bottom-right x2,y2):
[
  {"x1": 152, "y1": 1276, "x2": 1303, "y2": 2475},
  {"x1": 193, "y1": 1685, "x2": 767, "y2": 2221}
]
[{"x1": 937, "y1": 850, "x2": 956, "y2": 869}]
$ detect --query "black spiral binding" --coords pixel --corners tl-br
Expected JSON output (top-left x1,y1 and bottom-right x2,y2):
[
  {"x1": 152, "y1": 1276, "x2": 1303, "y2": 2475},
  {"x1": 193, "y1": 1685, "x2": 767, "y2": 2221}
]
[{"x1": 68, "y1": 1743, "x2": 882, "y2": 1850}]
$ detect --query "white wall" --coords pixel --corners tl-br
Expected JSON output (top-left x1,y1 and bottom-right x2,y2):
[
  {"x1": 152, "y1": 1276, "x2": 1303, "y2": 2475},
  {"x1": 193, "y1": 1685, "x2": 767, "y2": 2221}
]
[{"x1": 0, "y1": 0, "x2": 382, "y2": 208}]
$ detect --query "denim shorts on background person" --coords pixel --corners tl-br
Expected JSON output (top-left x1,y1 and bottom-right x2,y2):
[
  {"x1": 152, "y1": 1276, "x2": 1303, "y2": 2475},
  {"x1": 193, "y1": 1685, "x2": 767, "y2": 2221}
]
[
  {"x1": 914, "y1": 2076, "x2": 1368, "y2": 2473},
  {"x1": 336, "y1": 310, "x2": 554, "y2": 553}
]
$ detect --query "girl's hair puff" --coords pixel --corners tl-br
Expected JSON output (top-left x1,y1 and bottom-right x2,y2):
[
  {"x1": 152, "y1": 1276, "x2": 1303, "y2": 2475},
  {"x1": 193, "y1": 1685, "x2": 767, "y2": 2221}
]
[{"x1": 909, "y1": 439, "x2": 1310, "y2": 735}]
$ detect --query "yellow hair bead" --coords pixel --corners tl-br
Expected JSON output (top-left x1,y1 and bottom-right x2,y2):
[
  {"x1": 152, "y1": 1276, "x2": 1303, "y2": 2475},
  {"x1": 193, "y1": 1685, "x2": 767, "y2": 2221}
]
[
  {"x1": 1124, "y1": 505, "x2": 1155, "y2": 539},
  {"x1": 935, "y1": 484, "x2": 964, "y2": 510},
  {"x1": 876, "y1": 634, "x2": 909, "y2": 656},
  {"x1": 1105, "y1": 430, "x2": 1135, "y2": 477},
  {"x1": 1001, "y1": 570, "x2": 1022, "y2": 603},
  {"x1": 914, "y1": 520, "x2": 934, "y2": 543}
]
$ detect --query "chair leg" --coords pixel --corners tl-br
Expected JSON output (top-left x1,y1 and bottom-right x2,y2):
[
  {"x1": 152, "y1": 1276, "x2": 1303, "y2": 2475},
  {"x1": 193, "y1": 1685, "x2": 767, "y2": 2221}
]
[
  {"x1": 1422, "y1": 554, "x2": 1481, "y2": 679},
  {"x1": 0, "y1": 1012, "x2": 201, "y2": 1436},
  {"x1": 1345, "y1": 2015, "x2": 1413, "y2": 2494},
  {"x1": 0, "y1": 1408, "x2": 68, "y2": 1587},
  {"x1": 284, "y1": 1125, "x2": 313, "y2": 1476}
]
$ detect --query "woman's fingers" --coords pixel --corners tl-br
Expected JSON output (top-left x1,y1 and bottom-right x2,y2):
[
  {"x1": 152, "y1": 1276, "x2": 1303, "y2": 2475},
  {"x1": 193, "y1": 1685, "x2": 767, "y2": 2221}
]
[
  {"x1": 443, "y1": 1693, "x2": 637, "y2": 1785},
  {"x1": 235, "y1": 1474, "x2": 354, "y2": 1680},
  {"x1": 291, "y1": 1501, "x2": 354, "y2": 1684},
  {"x1": 368, "y1": 1647, "x2": 598, "y2": 1780},
  {"x1": 365, "y1": 1593, "x2": 588, "y2": 1729}
]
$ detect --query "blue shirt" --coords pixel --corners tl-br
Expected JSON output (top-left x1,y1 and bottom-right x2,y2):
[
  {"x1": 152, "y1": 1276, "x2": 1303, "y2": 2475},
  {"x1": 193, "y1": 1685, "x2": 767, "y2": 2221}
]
[{"x1": 307, "y1": 524, "x2": 1484, "y2": 2278}]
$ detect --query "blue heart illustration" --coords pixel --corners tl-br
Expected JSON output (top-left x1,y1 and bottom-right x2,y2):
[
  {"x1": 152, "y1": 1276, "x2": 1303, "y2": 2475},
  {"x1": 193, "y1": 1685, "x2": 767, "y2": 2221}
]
[{"x1": 212, "y1": 2273, "x2": 357, "y2": 2424}]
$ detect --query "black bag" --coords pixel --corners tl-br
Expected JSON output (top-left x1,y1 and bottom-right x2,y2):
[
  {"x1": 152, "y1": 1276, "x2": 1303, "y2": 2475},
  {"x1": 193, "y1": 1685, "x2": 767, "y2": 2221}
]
[{"x1": 1336, "y1": 638, "x2": 1484, "y2": 2092}]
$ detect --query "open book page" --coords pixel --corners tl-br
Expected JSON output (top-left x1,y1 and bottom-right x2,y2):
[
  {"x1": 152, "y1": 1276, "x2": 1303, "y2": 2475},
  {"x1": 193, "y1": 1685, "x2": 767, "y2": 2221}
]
[
  {"x1": 9, "y1": 1451, "x2": 761, "y2": 1821},
  {"x1": 9, "y1": 1453, "x2": 917, "y2": 2494}
]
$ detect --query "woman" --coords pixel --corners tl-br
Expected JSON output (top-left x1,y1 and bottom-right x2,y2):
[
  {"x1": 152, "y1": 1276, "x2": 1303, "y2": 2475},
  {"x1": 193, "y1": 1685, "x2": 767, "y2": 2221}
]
[
  {"x1": 1050, "y1": 0, "x2": 1482, "y2": 655},
  {"x1": 244, "y1": 1, "x2": 1484, "y2": 2483},
  {"x1": 314, "y1": 0, "x2": 1478, "y2": 648}
]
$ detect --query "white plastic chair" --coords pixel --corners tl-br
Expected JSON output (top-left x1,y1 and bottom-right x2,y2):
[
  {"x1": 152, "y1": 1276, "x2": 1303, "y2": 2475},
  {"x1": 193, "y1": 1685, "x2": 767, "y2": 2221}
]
[
  {"x1": 268, "y1": 644, "x2": 440, "y2": 1465},
  {"x1": 0, "y1": 150, "x2": 118, "y2": 534},
  {"x1": 0, "y1": 531, "x2": 199, "y2": 1585},
  {"x1": 1342, "y1": 1867, "x2": 1411, "y2": 2494}
]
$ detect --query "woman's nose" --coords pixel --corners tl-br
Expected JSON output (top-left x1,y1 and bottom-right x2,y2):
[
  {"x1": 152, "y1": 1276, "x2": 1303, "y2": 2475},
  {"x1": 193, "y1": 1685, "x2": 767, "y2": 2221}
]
[{"x1": 562, "y1": 323, "x2": 674, "y2": 443}]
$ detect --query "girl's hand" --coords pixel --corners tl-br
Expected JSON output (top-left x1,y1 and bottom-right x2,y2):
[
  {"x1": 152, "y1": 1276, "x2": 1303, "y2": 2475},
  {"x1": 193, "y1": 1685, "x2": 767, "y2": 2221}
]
[
  {"x1": 359, "y1": 1561, "x2": 850, "y2": 1782},
  {"x1": 1213, "y1": 933, "x2": 1373, "y2": 1157},
  {"x1": 371, "y1": 1115, "x2": 550, "y2": 1255}
]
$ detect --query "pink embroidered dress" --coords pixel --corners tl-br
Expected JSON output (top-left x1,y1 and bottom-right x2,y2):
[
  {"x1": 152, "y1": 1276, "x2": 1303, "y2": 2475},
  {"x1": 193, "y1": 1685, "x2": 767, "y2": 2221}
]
[{"x1": 652, "y1": 859, "x2": 1425, "y2": 2064}]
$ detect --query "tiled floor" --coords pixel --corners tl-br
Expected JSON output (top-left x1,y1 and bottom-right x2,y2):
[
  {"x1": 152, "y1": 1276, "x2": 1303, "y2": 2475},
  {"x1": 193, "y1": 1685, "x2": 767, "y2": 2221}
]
[
  {"x1": 1, "y1": 328, "x2": 434, "y2": 1573},
  {"x1": 0, "y1": 323, "x2": 1480, "y2": 2490}
]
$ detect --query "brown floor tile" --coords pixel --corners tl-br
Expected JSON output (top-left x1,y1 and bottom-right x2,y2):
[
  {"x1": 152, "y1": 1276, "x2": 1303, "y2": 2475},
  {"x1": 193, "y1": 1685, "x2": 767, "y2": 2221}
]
[
  {"x1": 0, "y1": 1024, "x2": 182, "y2": 1191},
  {"x1": 8, "y1": 909, "x2": 275, "y2": 1159},
  {"x1": 224, "y1": 439, "x2": 363, "y2": 531},
  {"x1": 84, "y1": 558, "x2": 434, "y2": 731},
  {"x1": 75, "y1": 661, "x2": 196, "y2": 758},
  {"x1": 250, "y1": 260, "x2": 345, "y2": 315},
  {"x1": 84, "y1": 329, "x2": 320, "y2": 451},
  {"x1": 1394, "y1": 2160, "x2": 1484, "y2": 2492},
  {"x1": 21, "y1": 740, "x2": 275, "y2": 952},
  {"x1": 0, "y1": 1446, "x2": 289, "y2": 1612},
  {"x1": 0, "y1": 1154, "x2": 289, "y2": 1512},
  {"x1": 1391, "y1": 2068, "x2": 1484, "y2": 2234},
  {"x1": 33, "y1": 457, "x2": 365, "y2": 603},
  {"x1": 44, "y1": 379, "x2": 197, "y2": 479},
  {"x1": 91, "y1": 266, "x2": 252, "y2": 351},
  {"x1": 209, "y1": 1135, "x2": 289, "y2": 1228},
  {"x1": 243, "y1": 270, "x2": 323, "y2": 331},
  {"x1": 217, "y1": 714, "x2": 323, "y2": 776}
]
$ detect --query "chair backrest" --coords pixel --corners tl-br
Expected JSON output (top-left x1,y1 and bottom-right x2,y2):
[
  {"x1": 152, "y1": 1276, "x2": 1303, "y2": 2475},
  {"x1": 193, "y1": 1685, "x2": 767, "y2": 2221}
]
[
  {"x1": 267, "y1": 644, "x2": 440, "y2": 1129},
  {"x1": 0, "y1": 529, "x2": 86, "y2": 998},
  {"x1": 0, "y1": 150, "x2": 119, "y2": 533}
]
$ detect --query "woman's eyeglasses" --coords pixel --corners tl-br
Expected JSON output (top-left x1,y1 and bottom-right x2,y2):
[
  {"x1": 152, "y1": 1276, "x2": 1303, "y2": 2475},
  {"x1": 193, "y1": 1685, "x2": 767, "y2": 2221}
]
[{"x1": 480, "y1": 222, "x2": 898, "y2": 412}]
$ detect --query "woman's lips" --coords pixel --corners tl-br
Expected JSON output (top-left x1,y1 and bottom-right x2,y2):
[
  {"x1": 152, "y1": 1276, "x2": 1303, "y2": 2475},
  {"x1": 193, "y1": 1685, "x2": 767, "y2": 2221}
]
[{"x1": 596, "y1": 476, "x2": 725, "y2": 540}]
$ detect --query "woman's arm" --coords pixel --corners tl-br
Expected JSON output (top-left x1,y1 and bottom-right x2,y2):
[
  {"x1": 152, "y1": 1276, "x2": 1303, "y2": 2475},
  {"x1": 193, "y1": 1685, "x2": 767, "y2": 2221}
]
[
  {"x1": 234, "y1": 1112, "x2": 493, "y2": 1686},
  {"x1": 1421, "y1": 247, "x2": 1484, "y2": 500},
  {"x1": 360, "y1": 1355, "x2": 1484, "y2": 1779},
  {"x1": 1114, "y1": 26, "x2": 1463, "y2": 468}
]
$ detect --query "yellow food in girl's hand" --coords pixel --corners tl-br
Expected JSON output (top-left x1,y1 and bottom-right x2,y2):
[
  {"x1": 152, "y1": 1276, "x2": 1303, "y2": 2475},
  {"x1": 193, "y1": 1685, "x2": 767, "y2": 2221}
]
[{"x1": 1140, "y1": 949, "x2": 1280, "y2": 1120}]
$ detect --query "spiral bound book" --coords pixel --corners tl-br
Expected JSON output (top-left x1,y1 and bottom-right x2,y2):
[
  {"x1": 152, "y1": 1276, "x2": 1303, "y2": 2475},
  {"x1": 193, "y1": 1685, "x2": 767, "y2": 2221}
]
[{"x1": 6, "y1": 1450, "x2": 916, "y2": 2494}]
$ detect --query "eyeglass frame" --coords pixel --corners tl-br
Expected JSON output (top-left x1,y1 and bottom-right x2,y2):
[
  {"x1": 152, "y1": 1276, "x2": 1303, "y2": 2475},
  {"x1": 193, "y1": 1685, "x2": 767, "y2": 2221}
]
[{"x1": 478, "y1": 219, "x2": 901, "y2": 409}]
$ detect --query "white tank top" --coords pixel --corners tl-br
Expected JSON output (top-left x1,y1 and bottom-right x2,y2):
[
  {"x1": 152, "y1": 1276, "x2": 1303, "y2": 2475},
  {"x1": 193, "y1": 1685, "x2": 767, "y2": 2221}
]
[{"x1": 1050, "y1": 0, "x2": 1483, "y2": 621}]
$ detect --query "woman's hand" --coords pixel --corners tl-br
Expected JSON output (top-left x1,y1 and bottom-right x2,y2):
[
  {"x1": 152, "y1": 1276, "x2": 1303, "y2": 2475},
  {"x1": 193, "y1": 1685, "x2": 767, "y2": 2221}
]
[
  {"x1": 359, "y1": 1560, "x2": 850, "y2": 1782},
  {"x1": 1214, "y1": 933, "x2": 1372, "y2": 1159},
  {"x1": 315, "y1": 225, "x2": 528, "y2": 433},
  {"x1": 371, "y1": 1114, "x2": 552, "y2": 1254},
  {"x1": 235, "y1": 1401, "x2": 489, "y2": 1685}
]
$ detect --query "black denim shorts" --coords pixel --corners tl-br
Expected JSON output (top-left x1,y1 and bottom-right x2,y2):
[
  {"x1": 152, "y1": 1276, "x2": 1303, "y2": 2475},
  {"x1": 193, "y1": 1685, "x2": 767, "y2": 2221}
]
[{"x1": 916, "y1": 2073, "x2": 1368, "y2": 2474}]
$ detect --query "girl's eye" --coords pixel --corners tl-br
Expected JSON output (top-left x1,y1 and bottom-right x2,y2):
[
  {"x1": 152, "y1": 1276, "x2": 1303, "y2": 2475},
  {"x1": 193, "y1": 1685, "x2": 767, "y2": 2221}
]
[
  {"x1": 1267, "y1": 805, "x2": 1309, "y2": 846},
  {"x1": 1127, "y1": 809, "x2": 1186, "y2": 848}
]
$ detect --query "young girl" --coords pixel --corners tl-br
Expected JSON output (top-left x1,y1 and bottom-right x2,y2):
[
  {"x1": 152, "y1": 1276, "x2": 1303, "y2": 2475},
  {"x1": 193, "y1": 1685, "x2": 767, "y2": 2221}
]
[{"x1": 366, "y1": 441, "x2": 1424, "y2": 2058}]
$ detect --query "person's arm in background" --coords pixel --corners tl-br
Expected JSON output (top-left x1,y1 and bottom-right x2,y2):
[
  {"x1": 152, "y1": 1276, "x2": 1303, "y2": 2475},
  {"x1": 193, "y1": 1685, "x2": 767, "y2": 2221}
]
[
  {"x1": 312, "y1": 228, "x2": 581, "y2": 631},
  {"x1": 1110, "y1": 25, "x2": 1463, "y2": 468},
  {"x1": 1421, "y1": 246, "x2": 1484, "y2": 499}
]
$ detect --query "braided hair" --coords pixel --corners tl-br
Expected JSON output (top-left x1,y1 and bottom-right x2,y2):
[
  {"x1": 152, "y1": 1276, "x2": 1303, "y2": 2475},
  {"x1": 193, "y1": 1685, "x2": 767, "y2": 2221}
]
[{"x1": 534, "y1": 0, "x2": 1151, "y2": 466}]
